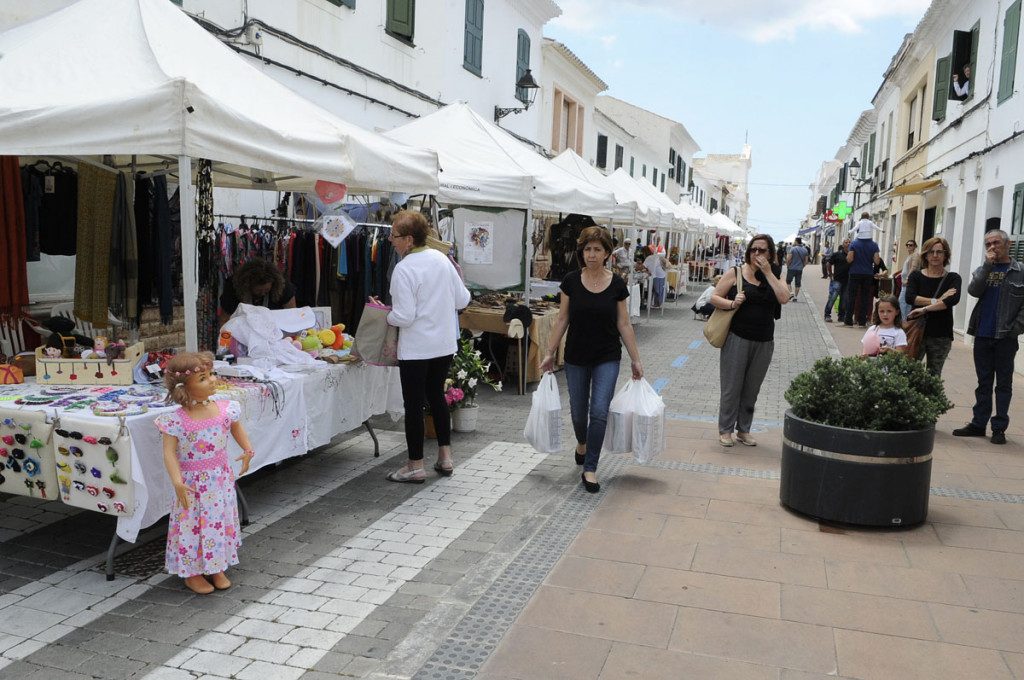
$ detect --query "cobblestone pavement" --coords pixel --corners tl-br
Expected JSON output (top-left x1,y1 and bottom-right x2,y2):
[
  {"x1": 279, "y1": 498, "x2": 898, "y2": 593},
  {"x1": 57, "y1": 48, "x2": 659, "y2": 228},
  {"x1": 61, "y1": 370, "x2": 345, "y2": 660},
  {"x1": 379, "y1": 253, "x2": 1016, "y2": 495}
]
[{"x1": 4, "y1": 273, "x2": 1021, "y2": 679}]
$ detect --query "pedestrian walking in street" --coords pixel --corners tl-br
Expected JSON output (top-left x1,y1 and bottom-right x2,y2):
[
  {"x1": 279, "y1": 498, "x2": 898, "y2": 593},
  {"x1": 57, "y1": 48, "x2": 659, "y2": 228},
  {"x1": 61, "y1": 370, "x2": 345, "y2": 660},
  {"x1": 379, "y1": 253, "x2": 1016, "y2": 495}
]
[
  {"x1": 824, "y1": 238, "x2": 851, "y2": 322},
  {"x1": 542, "y1": 227, "x2": 644, "y2": 493},
  {"x1": 642, "y1": 245, "x2": 668, "y2": 308},
  {"x1": 786, "y1": 237, "x2": 809, "y2": 301},
  {"x1": 382, "y1": 211, "x2": 471, "y2": 483},
  {"x1": 709, "y1": 234, "x2": 789, "y2": 447},
  {"x1": 860, "y1": 295, "x2": 907, "y2": 356},
  {"x1": 821, "y1": 242, "x2": 832, "y2": 279},
  {"x1": 844, "y1": 228, "x2": 882, "y2": 327},
  {"x1": 898, "y1": 239, "x2": 919, "y2": 319},
  {"x1": 953, "y1": 230, "x2": 1024, "y2": 445},
  {"x1": 905, "y1": 236, "x2": 962, "y2": 378}
]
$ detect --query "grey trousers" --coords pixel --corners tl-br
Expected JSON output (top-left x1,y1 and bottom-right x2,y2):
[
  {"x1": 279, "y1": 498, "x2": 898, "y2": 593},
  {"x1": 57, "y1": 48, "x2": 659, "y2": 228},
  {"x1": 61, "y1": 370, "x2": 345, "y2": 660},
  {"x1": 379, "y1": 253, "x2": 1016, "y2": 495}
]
[{"x1": 719, "y1": 333, "x2": 775, "y2": 434}]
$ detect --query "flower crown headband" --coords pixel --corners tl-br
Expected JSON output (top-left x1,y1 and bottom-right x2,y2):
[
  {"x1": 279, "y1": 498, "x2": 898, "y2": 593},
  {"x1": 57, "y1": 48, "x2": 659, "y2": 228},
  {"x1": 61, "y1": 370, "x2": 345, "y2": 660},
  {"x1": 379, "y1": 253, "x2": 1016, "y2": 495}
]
[{"x1": 167, "y1": 364, "x2": 212, "y2": 378}]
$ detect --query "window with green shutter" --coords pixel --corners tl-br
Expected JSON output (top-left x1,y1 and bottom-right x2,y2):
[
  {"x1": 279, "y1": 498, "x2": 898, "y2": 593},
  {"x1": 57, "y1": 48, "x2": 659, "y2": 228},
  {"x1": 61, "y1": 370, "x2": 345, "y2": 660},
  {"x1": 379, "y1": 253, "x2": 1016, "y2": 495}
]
[
  {"x1": 630, "y1": 157, "x2": 635, "y2": 177},
  {"x1": 933, "y1": 54, "x2": 951, "y2": 121},
  {"x1": 642, "y1": 164, "x2": 647, "y2": 178},
  {"x1": 660, "y1": 175, "x2": 665, "y2": 193},
  {"x1": 327, "y1": 0, "x2": 356, "y2": 8},
  {"x1": 1012, "y1": 183, "x2": 1024, "y2": 236},
  {"x1": 515, "y1": 29, "x2": 531, "y2": 103},
  {"x1": 1000, "y1": 0, "x2": 1021, "y2": 104},
  {"x1": 868, "y1": 133, "x2": 876, "y2": 175},
  {"x1": 386, "y1": 0, "x2": 415, "y2": 44},
  {"x1": 596, "y1": 134, "x2": 608, "y2": 169},
  {"x1": 614, "y1": 145, "x2": 624, "y2": 170},
  {"x1": 463, "y1": 0, "x2": 483, "y2": 76},
  {"x1": 170, "y1": 0, "x2": 182, "y2": 5}
]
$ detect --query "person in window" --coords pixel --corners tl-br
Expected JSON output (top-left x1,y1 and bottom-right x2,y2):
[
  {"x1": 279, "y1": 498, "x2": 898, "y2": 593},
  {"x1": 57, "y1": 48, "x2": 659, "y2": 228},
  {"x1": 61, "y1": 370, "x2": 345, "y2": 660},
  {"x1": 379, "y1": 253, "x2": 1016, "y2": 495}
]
[
  {"x1": 218, "y1": 258, "x2": 296, "y2": 325},
  {"x1": 952, "y1": 65, "x2": 971, "y2": 99}
]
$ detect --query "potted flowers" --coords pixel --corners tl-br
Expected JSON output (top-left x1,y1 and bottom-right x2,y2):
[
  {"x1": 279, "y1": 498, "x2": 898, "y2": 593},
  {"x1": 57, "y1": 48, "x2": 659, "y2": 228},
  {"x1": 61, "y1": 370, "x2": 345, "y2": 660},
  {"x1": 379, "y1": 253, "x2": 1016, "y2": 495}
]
[
  {"x1": 781, "y1": 352, "x2": 952, "y2": 527},
  {"x1": 448, "y1": 335, "x2": 501, "y2": 432}
]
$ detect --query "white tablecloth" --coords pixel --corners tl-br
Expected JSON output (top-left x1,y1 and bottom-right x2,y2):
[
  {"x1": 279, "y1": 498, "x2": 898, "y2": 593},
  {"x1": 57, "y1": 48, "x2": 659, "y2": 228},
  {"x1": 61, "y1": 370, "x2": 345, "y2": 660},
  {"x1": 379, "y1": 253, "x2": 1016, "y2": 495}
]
[{"x1": 2, "y1": 363, "x2": 402, "y2": 542}]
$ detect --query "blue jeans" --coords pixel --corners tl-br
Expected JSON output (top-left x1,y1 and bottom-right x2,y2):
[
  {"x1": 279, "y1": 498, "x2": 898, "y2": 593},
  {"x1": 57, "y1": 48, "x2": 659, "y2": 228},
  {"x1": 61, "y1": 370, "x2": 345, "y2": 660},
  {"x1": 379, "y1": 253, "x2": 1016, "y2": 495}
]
[
  {"x1": 824, "y1": 280, "x2": 843, "y2": 319},
  {"x1": 899, "y1": 287, "x2": 912, "y2": 320},
  {"x1": 971, "y1": 336, "x2": 1019, "y2": 433},
  {"x1": 565, "y1": 360, "x2": 620, "y2": 473}
]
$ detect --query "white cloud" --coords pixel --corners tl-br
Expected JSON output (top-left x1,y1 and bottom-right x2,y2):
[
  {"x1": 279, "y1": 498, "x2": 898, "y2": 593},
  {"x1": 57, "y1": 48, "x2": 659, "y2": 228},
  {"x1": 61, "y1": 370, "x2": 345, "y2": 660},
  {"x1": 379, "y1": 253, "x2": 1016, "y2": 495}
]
[
  {"x1": 550, "y1": 0, "x2": 931, "y2": 43},
  {"x1": 599, "y1": 34, "x2": 618, "y2": 48}
]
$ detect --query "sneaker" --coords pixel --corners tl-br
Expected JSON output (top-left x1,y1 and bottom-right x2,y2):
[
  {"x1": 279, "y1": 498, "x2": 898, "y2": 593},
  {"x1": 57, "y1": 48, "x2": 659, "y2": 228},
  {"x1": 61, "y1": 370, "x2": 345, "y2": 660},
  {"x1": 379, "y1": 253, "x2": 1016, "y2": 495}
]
[
  {"x1": 789, "y1": 294, "x2": 796, "y2": 302},
  {"x1": 952, "y1": 423, "x2": 986, "y2": 437},
  {"x1": 735, "y1": 432, "x2": 757, "y2": 446},
  {"x1": 992, "y1": 432, "x2": 1007, "y2": 445},
  {"x1": 718, "y1": 433, "x2": 735, "y2": 447},
  {"x1": 824, "y1": 316, "x2": 833, "y2": 323}
]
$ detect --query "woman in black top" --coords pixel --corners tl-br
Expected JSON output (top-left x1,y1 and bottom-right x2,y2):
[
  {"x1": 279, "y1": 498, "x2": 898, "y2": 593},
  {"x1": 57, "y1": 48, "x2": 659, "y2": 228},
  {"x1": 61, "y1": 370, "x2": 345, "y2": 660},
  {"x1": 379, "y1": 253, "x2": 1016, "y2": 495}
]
[
  {"x1": 710, "y1": 235, "x2": 790, "y2": 447},
  {"x1": 541, "y1": 227, "x2": 643, "y2": 493},
  {"x1": 905, "y1": 236, "x2": 961, "y2": 377},
  {"x1": 218, "y1": 258, "x2": 297, "y2": 325}
]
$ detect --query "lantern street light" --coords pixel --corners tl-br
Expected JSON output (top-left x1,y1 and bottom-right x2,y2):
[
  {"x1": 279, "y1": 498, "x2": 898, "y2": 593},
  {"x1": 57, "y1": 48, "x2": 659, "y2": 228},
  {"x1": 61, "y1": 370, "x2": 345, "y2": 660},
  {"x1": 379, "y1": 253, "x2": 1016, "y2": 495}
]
[{"x1": 494, "y1": 69, "x2": 540, "y2": 123}]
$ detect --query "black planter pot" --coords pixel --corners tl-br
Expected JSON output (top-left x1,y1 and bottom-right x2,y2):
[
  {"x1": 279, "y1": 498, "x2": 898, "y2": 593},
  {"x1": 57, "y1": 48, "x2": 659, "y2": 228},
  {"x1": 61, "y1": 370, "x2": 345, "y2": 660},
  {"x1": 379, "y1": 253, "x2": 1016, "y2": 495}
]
[{"x1": 780, "y1": 410, "x2": 934, "y2": 527}]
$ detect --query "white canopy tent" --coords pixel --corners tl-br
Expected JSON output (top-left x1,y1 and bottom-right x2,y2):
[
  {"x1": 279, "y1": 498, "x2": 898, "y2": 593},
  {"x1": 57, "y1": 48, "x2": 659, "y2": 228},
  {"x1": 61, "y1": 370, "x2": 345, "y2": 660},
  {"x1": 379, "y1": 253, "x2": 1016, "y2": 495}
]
[
  {"x1": 710, "y1": 211, "x2": 747, "y2": 239},
  {"x1": 0, "y1": 0, "x2": 440, "y2": 349},
  {"x1": 627, "y1": 173, "x2": 695, "y2": 234},
  {"x1": 551, "y1": 150, "x2": 639, "y2": 226},
  {"x1": 386, "y1": 103, "x2": 617, "y2": 217},
  {"x1": 604, "y1": 169, "x2": 667, "y2": 230}
]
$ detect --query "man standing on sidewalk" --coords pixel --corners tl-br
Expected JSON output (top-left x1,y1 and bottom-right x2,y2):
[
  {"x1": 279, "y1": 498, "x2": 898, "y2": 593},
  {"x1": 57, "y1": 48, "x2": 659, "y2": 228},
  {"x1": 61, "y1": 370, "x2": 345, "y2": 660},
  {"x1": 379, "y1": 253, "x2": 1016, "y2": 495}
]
[
  {"x1": 824, "y1": 238, "x2": 851, "y2": 323},
  {"x1": 786, "y1": 237, "x2": 810, "y2": 301},
  {"x1": 844, "y1": 230, "x2": 881, "y2": 327},
  {"x1": 953, "y1": 230, "x2": 1024, "y2": 445}
]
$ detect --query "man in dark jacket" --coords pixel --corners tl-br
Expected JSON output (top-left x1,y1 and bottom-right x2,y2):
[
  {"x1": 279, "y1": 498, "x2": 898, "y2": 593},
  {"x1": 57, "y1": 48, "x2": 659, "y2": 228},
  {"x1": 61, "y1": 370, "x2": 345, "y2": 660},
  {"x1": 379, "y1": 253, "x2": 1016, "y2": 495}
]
[
  {"x1": 953, "y1": 230, "x2": 1024, "y2": 445},
  {"x1": 824, "y1": 239, "x2": 851, "y2": 322}
]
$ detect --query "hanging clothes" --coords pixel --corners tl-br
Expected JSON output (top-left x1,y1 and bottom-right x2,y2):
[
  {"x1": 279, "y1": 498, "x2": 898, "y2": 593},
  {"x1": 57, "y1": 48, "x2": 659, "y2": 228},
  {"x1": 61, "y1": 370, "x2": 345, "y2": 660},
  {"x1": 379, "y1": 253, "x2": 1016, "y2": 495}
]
[
  {"x1": 134, "y1": 176, "x2": 154, "y2": 322},
  {"x1": 195, "y1": 160, "x2": 218, "y2": 351},
  {"x1": 19, "y1": 165, "x2": 41, "y2": 262},
  {"x1": 154, "y1": 176, "x2": 174, "y2": 325},
  {"x1": 108, "y1": 173, "x2": 138, "y2": 324},
  {"x1": 74, "y1": 164, "x2": 117, "y2": 326},
  {"x1": 0, "y1": 157, "x2": 29, "y2": 319}
]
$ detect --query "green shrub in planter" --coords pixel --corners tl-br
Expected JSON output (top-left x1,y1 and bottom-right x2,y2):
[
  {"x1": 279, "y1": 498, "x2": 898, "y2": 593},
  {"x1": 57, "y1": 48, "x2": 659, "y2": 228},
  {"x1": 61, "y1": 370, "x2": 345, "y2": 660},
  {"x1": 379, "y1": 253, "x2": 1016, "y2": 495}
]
[{"x1": 784, "y1": 352, "x2": 953, "y2": 432}]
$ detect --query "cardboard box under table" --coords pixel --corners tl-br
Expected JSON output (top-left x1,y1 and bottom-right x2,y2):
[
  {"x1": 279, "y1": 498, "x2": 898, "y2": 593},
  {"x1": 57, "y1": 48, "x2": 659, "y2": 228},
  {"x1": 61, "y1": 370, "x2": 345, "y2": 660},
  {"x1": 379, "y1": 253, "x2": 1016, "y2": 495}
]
[{"x1": 459, "y1": 305, "x2": 564, "y2": 385}]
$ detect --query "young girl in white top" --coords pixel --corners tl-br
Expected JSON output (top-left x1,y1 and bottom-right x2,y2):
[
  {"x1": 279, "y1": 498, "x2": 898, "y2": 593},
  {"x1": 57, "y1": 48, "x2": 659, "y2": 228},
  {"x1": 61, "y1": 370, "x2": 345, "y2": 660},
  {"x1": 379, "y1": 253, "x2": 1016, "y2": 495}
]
[{"x1": 861, "y1": 295, "x2": 908, "y2": 357}]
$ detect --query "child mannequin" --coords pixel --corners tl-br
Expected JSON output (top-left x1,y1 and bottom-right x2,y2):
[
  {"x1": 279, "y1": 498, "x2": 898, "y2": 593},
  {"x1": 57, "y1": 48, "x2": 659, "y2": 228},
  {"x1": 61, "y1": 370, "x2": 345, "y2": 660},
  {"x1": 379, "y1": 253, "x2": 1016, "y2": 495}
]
[
  {"x1": 861, "y1": 295, "x2": 907, "y2": 357},
  {"x1": 155, "y1": 352, "x2": 254, "y2": 595}
]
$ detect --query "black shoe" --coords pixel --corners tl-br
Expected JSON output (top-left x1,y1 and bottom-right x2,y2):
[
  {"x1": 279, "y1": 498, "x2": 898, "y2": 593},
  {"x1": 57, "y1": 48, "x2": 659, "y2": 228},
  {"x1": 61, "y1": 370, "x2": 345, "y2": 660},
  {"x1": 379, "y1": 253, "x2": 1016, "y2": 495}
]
[
  {"x1": 992, "y1": 432, "x2": 1007, "y2": 445},
  {"x1": 952, "y1": 424, "x2": 986, "y2": 437},
  {"x1": 581, "y1": 473, "x2": 600, "y2": 493},
  {"x1": 824, "y1": 317, "x2": 833, "y2": 323},
  {"x1": 574, "y1": 449, "x2": 585, "y2": 466},
  {"x1": 844, "y1": 322, "x2": 854, "y2": 327}
]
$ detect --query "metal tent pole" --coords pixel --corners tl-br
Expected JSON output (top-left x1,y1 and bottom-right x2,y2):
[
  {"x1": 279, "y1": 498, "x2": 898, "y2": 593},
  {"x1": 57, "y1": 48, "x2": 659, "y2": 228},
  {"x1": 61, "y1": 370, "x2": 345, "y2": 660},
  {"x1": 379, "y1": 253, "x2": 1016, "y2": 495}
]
[{"x1": 178, "y1": 156, "x2": 199, "y2": 352}]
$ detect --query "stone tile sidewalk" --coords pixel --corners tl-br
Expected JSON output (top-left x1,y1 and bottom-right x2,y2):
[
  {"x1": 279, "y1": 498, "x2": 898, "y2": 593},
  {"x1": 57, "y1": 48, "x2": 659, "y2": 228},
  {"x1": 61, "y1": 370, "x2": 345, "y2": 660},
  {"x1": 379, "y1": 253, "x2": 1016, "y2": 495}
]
[{"x1": 478, "y1": 272, "x2": 1024, "y2": 680}]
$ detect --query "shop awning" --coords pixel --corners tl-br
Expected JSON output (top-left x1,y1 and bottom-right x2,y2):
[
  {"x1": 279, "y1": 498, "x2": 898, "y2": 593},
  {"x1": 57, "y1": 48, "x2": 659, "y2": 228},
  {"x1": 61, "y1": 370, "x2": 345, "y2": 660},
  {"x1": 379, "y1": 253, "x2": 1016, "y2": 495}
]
[{"x1": 890, "y1": 179, "x2": 942, "y2": 196}]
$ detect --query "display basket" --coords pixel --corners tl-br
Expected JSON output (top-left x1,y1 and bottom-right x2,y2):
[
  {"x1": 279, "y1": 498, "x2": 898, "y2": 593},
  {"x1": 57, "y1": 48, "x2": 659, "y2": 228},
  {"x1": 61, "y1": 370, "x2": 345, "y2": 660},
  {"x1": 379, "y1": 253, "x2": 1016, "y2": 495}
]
[{"x1": 35, "y1": 343, "x2": 144, "y2": 385}]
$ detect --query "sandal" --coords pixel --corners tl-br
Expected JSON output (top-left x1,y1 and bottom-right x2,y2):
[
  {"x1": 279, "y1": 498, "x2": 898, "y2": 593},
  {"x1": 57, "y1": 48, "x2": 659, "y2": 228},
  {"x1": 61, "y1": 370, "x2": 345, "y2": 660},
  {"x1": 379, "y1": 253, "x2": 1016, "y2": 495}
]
[
  {"x1": 385, "y1": 467, "x2": 426, "y2": 484},
  {"x1": 433, "y1": 461, "x2": 454, "y2": 477}
]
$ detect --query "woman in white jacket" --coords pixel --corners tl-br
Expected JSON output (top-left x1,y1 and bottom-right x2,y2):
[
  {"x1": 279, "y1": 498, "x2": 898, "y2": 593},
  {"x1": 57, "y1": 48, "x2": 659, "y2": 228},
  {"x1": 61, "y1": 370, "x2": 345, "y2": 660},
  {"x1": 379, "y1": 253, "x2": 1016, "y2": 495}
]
[{"x1": 382, "y1": 211, "x2": 471, "y2": 483}]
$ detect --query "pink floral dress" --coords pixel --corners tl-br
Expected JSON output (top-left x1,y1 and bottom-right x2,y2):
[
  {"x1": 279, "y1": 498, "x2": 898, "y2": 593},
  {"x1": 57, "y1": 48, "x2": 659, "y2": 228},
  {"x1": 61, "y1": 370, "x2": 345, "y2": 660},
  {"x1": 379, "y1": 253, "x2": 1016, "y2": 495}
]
[{"x1": 154, "y1": 400, "x2": 242, "y2": 577}]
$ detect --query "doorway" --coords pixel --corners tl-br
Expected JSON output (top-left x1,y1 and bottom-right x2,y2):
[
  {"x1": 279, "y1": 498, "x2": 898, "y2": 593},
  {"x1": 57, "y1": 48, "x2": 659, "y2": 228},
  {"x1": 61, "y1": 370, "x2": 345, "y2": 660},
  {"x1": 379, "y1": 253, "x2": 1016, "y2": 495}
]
[{"x1": 923, "y1": 207, "x2": 937, "y2": 242}]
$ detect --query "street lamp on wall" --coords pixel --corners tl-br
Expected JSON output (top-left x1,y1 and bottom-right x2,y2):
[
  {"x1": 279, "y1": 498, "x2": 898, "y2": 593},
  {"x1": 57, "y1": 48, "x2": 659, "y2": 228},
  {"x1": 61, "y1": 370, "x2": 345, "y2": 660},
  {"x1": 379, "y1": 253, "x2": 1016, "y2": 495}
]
[
  {"x1": 846, "y1": 158, "x2": 871, "y2": 212},
  {"x1": 494, "y1": 69, "x2": 540, "y2": 123}
]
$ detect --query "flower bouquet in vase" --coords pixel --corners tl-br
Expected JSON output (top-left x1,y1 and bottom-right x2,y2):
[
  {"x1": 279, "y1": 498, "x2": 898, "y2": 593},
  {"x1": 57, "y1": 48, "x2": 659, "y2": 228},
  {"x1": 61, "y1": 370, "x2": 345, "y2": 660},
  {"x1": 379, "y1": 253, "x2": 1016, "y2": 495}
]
[{"x1": 449, "y1": 335, "x2": 502, "y2": 432}]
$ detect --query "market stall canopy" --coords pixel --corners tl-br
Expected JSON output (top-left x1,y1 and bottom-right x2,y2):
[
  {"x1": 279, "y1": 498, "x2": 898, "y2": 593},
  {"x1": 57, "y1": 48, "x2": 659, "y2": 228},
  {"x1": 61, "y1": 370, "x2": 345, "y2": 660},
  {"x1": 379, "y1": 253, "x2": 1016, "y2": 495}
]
[
  {"x1": 387, "y1": 103, "x2": 617, "y2": 217},
  {"x1": 625, "y1": 172, "x2": 696, "y2": 233},
  {"x1": 603, "y1": 169, "x2": 667, "y2": 229},
  {"x1": 0, "y1": 0, "x2": 439, "y2": 194},
  {"x1": 709, "y1": 211, "x2": 746, "y2": 238},
  {"x1": 551, "y1": 150, "x2": 638, "y2": 225}
]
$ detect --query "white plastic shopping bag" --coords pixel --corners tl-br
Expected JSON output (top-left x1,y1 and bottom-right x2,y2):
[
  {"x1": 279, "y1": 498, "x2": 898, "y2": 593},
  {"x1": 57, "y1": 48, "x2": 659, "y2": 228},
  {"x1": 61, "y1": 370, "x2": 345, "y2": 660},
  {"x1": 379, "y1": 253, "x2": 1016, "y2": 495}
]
[
  {"x1": 524, "y1": 372, "x2": 563, "y2": 453},
  {"x1": 603, "y1": 380, "x2": 636, "y2": 454},
  {"x1": 631, "y1": 378, "x2": 666, "y2": 464}
]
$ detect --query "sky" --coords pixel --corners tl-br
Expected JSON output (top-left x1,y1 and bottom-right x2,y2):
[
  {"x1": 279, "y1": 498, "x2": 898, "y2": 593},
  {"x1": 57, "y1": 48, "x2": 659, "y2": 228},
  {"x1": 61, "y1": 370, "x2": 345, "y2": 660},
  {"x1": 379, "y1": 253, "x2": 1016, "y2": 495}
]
[{"x1": 544, "y1": 0, "x2": 932, "y2": 242}]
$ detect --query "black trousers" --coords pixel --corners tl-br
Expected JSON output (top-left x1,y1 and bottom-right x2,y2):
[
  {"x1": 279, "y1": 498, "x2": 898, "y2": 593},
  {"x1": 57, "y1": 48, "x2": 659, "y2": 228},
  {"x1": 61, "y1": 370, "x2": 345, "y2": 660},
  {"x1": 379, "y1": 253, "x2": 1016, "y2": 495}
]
[
  {"x1": 971, "y1": 336, "x2": 1019, "y2": 434},
  {"x1": 399, "y1": 355, "x2": 454, "y2": 460},
  {"x1": 844, "y1": 274, "x2": 874, "y2": 325}
]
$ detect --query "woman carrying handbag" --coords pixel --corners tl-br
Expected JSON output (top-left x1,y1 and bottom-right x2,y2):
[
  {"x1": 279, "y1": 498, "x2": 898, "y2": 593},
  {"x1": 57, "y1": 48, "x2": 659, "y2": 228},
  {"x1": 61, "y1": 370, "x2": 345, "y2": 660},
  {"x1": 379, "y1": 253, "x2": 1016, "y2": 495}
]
[{"x1": 708, "y1": 235, "x2": 790, "y2": 447}]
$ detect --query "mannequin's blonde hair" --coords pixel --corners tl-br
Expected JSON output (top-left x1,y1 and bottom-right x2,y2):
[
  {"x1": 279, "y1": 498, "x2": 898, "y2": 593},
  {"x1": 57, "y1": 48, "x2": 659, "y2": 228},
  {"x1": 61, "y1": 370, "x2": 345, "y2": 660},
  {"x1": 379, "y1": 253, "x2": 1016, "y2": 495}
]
[{"x1": 162, "y1": 352, "x2": 214, "y2": 407}]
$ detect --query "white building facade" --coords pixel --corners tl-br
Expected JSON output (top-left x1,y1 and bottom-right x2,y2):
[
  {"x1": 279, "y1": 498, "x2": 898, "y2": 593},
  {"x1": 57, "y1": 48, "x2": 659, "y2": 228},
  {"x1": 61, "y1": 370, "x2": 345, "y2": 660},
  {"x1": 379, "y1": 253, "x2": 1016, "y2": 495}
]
[{"x1": 539, "y1": 38, "x2": 606, "y2": 160}]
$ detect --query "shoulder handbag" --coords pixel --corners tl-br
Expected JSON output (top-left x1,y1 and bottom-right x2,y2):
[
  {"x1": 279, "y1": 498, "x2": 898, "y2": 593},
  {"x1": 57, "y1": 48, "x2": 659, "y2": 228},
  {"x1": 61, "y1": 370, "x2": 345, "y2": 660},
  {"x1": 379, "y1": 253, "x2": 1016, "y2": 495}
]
[
  {"x1": 703, "y1": 266, "x2": 741, "y2": 349},
  {"x1": 902, "y1": 271, "x2": 948, "y2": 360}
]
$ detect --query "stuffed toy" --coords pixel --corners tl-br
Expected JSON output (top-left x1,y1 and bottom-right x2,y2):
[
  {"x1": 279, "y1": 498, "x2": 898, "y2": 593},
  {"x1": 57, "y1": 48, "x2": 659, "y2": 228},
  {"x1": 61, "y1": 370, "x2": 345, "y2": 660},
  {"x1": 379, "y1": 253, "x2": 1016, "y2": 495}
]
[
  {"x1": 40, "y1": 317, "x2": 93, "y2": 356},
  {"x1": 330, "y1": 324, "x2": 346, "y2": 349}
]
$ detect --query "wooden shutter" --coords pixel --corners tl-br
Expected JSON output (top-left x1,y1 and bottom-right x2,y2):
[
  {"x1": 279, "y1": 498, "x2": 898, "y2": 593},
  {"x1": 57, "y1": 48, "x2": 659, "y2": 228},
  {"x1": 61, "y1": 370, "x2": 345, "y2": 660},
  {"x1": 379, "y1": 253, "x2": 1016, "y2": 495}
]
[
  {"x1": 868, "y1": 133, "x2": 876, "y2": 175},
  {"x1": 970, "y1": 22, "x2": 980, "y2": 95},
  {"x1": 1000, "y1": 0, "x2": 1021, "y2": 103},
  {"x1": 515, "y1": 29, "x2": 531, "y2": 103},
  {"x1": 629, "y1": 157, "x2": 635, "y2": 176},
  {"x1": 1013, "y1": 183, "x2": 1024, "y2": 235},
  {"x1": 614, "y1": 145, "x2": 624, "y2": 170},
  {"x1": 463, "y1": 0, "x2": 484, "y2": 75},
  {"x1": 327, "y1": 0, "x2": 356, "y2": 7},
  {"x1": 386, "y1": 0, "x2": 415, "y2": 41},
  {"x1": 596, "y1": 134, "x2": 608, "y2": 169},
  {"x1": 933, "y1": 54, "x2": 951, "y2": 121},
  {"x1": 660, "y1": 175, "x2": 666, "y2": 192}
]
